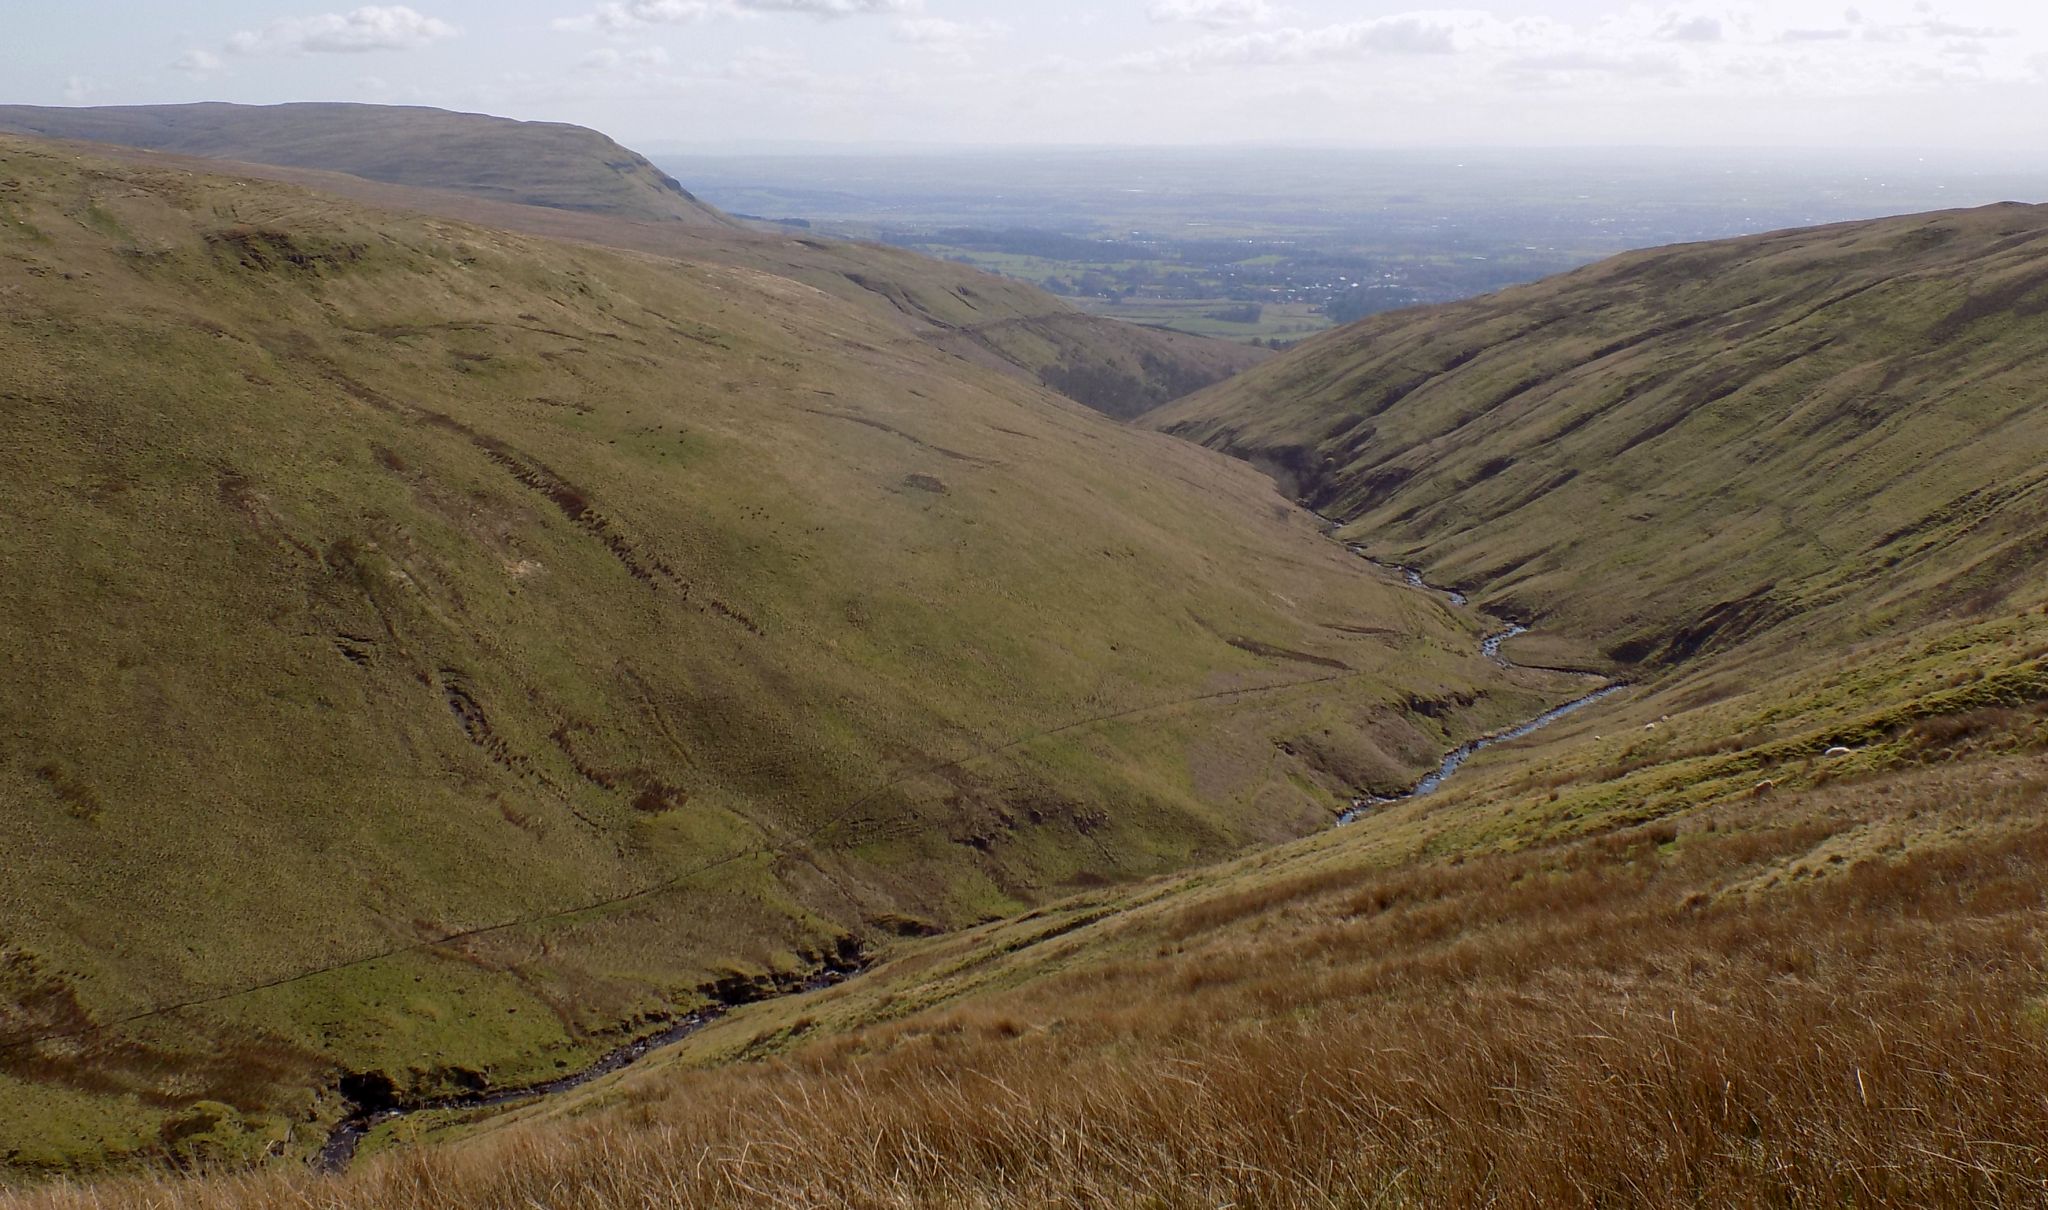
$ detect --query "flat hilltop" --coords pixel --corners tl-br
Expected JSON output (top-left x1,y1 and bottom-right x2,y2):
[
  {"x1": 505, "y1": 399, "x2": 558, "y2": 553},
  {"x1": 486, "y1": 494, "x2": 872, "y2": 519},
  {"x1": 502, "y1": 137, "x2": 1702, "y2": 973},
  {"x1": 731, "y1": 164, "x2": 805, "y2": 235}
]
[{"x1": 0, "y1": 102, "x2": 734, "y2": 227}]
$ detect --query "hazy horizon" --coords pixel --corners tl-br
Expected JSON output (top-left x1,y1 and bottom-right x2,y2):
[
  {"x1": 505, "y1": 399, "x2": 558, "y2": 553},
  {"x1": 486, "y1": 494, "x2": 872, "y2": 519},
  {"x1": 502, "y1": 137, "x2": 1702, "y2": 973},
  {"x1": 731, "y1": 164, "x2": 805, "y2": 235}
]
[
  {"x1": 643, "y1": 139, "x2": 2048, "y2": 168},
  {"x1": 8, "y1": 1, "x2": 2048, "y2": 155}
]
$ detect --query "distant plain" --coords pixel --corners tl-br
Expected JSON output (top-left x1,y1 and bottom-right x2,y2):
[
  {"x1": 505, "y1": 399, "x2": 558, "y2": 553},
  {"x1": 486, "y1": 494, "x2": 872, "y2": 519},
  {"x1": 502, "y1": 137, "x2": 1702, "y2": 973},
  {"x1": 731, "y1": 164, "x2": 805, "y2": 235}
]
[{"x1": 670, "y1": 146, "x2": 2048, "y2": 341}]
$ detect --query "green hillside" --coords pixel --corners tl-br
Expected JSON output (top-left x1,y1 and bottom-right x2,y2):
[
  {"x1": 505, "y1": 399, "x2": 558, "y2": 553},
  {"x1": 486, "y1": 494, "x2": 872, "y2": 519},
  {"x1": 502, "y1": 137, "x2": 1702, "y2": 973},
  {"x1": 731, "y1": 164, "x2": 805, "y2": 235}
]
[
  {"x1": 17, "y1": 317, "x2": 2045, "y2": 1204},
  {"x1": 0, "y1": 103, "x2": 733, "y2": 227},
  {"x1": 0, "y1": 135, "x2": 1555, "y2": 1168},
  {"x1": 78, "y1": 200, "x2": 2039, "y2": 1210},
  {"x1": 0, "y1": 105, "x2": 1267, "y2": 420},
  {"x1": 8, "y1": 137, "x2": 2048, "y2": 1208},
  {"x1": 1150, "y1": 204, "x2": 2048, "y2": 666}
]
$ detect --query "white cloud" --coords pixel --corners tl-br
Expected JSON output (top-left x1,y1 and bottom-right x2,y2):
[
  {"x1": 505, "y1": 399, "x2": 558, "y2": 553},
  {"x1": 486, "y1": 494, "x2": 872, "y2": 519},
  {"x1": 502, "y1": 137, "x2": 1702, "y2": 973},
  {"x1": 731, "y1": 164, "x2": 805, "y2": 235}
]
[
  {"x1": 892, "y1": 15, "x2": 1003, "y2": 61},
  {"x1": 555, "y1": 0, "x2": 720, "y2": 32},
  {"x1": 727, "y1": 45, "x2": 813, "y2": 83},
  {"x1": 62, "y1": 76, "x2": 96, "y2": 104},
  {"x1": 1122, "y1": 13, "x2": 1474, "y2": 71},
  {"x1": 1922, "y1": 20, "x2": 2014, "y2": 38},
  {"x1": 226, "y1": 6, "x2": 458, "y2": 54},
  {"x1": 1502, "y1": 49, "x2": 1685, "y2": 83},
  {"x1": 1148, "y1": 0, "x2": 1276, "y2": 28},
  {"x1": 578, "y1": 45, "x2": 673, "y2": 69},
  {"x1": 1109, "y1": 2, "x2": 2048, "y2": 102},
  {"x1": 172, "y1": 48, "x2": 226, "y2": 76},
  {"x1": 742, "y1": 0, "x2": 916, "y2": 14},
  {"x1": 894, "y1": 16, "x2": 985, "y2": 43},
  {"x1": 1659, "y1": 15, "x2": 1724, "y2": 42},
  {"x1": 554, "y1": 0, "x2": 913, "y2": 32},
  {"x1": 701, "y1": 44, "x2": 920, "y2": 103}
]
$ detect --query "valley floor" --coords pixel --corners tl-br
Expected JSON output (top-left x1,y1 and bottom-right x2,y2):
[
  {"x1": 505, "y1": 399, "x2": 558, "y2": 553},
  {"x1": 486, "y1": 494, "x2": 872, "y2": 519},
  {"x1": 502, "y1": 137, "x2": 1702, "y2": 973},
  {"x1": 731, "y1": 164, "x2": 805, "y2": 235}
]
[{"x1": 11, "y1": 610, "x2": 2048, "y2": 1207}]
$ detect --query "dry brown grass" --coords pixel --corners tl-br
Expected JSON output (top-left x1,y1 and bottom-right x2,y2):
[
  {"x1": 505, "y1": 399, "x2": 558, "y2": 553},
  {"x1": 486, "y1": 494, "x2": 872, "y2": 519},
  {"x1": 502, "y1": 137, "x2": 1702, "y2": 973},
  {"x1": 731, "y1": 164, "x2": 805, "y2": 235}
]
[{"x1": 11, "y1": 748, "x2": 2048, "y2": 1208}]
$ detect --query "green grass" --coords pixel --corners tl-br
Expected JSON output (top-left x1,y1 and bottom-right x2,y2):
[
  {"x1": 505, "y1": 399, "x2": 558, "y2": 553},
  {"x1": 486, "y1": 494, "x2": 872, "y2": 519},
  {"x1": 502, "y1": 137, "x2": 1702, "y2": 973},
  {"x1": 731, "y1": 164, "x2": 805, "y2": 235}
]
[
  {"x1": 312, "y1": 596, "x2": 2046, "y2": 1195},
  {"x1": 1151, "y1": 203, "x2": 2048, "y2": 665},
  {"x1": 0, "y1": 135, "x2": 1547, "y2": 1169},
  {"x1": 7, "y1": 142, "x2": 2048, "y2": 1206},
  {"x1": 19, "y1": 119, "x2": 1271, "y2": 424},
  {"x1": 0, "y1": 103, "x2": 732, "y2": 227},
  {"x1": 1071, "y1": 297, "x2": 1333, "y2": 344},
  {"x1": 428, "y1": 591, "x2": 2048, "y2": 1158}
]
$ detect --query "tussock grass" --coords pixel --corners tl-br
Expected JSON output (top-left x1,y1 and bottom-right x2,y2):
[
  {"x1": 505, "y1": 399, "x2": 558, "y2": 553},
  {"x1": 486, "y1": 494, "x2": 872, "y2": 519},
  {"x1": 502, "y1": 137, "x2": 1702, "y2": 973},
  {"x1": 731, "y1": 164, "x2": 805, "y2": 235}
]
[{"x1": 15, "y1": 731, "x2": 2048, "y2": 1207}]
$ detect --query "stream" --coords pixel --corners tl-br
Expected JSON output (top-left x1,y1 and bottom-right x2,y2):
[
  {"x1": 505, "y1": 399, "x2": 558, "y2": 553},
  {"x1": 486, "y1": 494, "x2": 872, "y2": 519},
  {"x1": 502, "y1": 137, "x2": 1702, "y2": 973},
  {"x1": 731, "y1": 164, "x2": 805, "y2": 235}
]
[
  {"x1": 314, "y1": 954, "x2": 863, "y2": 1172},
  {"x1": 311, "y1": 527, "x2": 1623, "y2": 1172},
  {"x1": 1332, "y1": 539, "x2": 1625, "y2": 825}
]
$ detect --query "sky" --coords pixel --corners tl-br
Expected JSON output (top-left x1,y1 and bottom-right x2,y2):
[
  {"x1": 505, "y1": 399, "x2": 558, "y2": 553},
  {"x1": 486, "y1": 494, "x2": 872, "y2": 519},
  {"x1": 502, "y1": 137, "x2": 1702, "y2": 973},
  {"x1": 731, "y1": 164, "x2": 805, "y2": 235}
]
[{"x1": 8, "y1": 1, "x2": 2048, "y2": 153}]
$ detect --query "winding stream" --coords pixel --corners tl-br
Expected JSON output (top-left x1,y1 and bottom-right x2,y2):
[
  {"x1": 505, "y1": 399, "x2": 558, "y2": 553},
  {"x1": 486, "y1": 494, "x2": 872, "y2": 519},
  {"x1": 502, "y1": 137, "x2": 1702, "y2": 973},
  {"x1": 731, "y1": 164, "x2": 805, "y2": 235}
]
[
  {"x1": 1336, "y1": 683, "x2": 1626, "y2": 824},
  {"x1": 310, "y1": 523, "x2": 1624, "y2": 1172},
  {"x1": 1331, "y1": 537, "x2": 1625, "y2": 825}
]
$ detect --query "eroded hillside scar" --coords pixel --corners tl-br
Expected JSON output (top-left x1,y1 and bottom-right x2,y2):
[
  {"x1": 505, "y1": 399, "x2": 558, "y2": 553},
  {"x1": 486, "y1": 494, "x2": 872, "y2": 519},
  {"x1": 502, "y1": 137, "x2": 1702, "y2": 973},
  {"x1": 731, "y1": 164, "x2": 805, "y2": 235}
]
[
  {"x1": 302, "y1": 354, "x2": 784, "y2": 640},
  {"x1": 801, "y1": 405, "x2": 1000, "y2": 466}
]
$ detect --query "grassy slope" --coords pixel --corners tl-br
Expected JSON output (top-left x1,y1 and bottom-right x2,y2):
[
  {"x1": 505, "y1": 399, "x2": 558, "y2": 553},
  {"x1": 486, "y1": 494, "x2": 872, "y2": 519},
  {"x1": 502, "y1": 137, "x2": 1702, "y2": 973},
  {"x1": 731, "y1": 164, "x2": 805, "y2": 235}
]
[
  {"x1": 23, "y1": 571, "x2": 2047, "y2": 1206},
  {"x1": 0, "y1": 103, "x2": 731, "y2": 228},
  {"x1": 0, "y1": 137, "x2": 1553, "y2": 1167},
  {"x1": 10, "y1": 162, "x2": 2048, "y2": 1208},
  {"x1": 1149, "y1": 204, "x2": 2048, "y2": 665},
  {"x1": 0, "y1": 108, "x2": 1267, "y2": 420}
]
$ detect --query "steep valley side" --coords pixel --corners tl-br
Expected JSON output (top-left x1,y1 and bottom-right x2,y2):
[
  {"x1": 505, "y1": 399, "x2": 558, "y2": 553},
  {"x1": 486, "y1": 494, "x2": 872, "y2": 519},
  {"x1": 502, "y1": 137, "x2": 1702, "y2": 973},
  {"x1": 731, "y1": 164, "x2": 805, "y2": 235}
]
[
  {"x1": 1150, "y1": 202, "x2": 2048, "y2": 670},
  {"x1": 0, "y1": 135, "x2": 1556, "y2": 1169},
  {"x1": 0, "y1": 104, "x2": 1266, "y2": 422}
]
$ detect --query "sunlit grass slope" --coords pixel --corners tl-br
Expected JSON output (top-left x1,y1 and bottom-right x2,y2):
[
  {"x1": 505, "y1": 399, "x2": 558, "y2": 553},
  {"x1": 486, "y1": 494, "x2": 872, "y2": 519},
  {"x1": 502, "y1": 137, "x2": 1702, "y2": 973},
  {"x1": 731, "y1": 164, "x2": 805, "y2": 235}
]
[
  {"x1": 20, "y1": 597, "x2": 2046, "y2": 1207},
  {"x1": 0, "y1": 106, "x2": 1267, "y2": 420},
  {"x1": 1150, "y1": 203, "x2": 2048, "y2": 665},
  {"x1": 0, "y1": 136, "x2": 1548, "y2": 1167}
]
